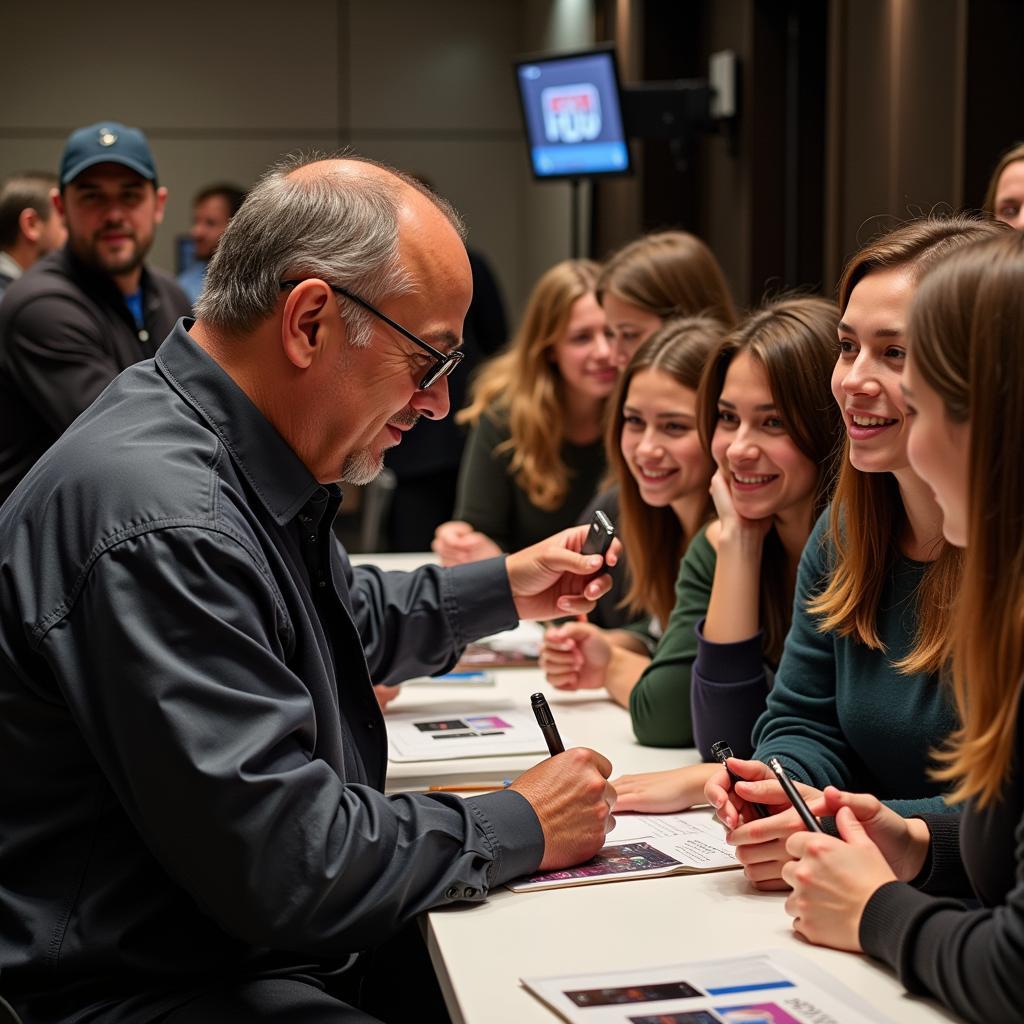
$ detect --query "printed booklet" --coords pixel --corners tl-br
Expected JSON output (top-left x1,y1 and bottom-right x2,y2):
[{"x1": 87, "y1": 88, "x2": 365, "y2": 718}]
[
  {"x1": 507, "y1": 810, "x2": 739, "y2": 892},
  {"x1": 521, "y1": 949, "x2": 897, "y2": 1024},
  {"x1": 386, "y1": 707, "x2": 551, "y2": 762}
]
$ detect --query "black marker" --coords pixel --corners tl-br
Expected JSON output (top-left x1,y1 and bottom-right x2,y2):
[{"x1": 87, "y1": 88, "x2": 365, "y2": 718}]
[
  {"x1": 710, "y1": 740, "x2": 771, "y2": 819},
  {"x1": 530, "y1": 692, "x2": 565, "y2": 756},
  {"x1": 767, "y1": 757, "x2": 823, "y2": 833}
]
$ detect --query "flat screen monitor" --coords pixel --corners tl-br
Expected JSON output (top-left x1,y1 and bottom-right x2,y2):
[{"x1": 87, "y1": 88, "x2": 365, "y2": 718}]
[{"x1": 515, "y1": 46, "x2": 631, "y2": 180}]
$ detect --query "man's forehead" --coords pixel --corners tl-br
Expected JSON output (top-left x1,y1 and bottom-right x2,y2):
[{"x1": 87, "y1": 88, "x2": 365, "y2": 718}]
[{"x1": 69, "y1": 164, "x2": 150, "y2": 190}]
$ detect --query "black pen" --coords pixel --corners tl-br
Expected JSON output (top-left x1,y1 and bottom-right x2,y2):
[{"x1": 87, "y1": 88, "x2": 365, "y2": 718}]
[
  {"x1": 710, "y1": 740, "x2": 771, "y2": 819},
  {"x1": 767, "y1": 757, "x2": 823, "y2": 833},
  {"x1": 530, "y1": 692, "x2": 565, "y2": 756}
]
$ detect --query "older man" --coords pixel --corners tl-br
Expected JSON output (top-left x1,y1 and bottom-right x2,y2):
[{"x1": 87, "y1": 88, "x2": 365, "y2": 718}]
[{"x1": 0, "y1": 156, "x2": 615, "y2": 1023}]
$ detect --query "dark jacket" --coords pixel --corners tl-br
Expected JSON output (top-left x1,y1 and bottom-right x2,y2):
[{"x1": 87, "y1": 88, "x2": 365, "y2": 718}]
[
  {"x1": 0, "y1": 321, "x2": 542, "y2": 1022},
  {"x1": 0, "y1": 245, "x2": 190, "y2": 504}
]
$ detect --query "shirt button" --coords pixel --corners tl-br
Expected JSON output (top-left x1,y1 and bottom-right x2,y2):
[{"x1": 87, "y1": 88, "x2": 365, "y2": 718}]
[
  {"x1": 138, "y1": 329, "x2": 150, "y2": 342},
  {"x1": 318, "y1": 580, "x2": 327, "y2": 589},
  {"x1": 308, "y1": 534, "x2": 317, "y2": 542},
  {"x1": 462, "y1": 887, "x2": 478, "y2": 898},
  {"x1": 444, "y1": 886, "x2": 459, "y2": 900},
  {"x1": 365, "y1": 720, "x2": 374, "y2": 730}
]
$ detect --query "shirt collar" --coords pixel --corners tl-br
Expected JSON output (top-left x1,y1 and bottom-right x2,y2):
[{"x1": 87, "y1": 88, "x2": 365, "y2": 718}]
[
  {"x1": 0, "y1": 251, "x2": 22, "y2": 281},
  {"x1": 155, "y1": 318, "x2": 329, "y2": 525}
]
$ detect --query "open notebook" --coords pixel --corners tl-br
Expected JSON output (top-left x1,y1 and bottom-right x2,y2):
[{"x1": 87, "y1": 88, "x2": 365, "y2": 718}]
[{"x1": 507, "y1": 809, "x2": 739, "y2": 892}]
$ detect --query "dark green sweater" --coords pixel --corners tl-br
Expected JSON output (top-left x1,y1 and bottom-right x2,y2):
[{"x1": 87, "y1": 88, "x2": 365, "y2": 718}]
[
  {"x1": 629, "y1": 525, "x2": 717, "y2": 746},
  {"x1": 453, "y1": 412, "x2": 606, "y2": 552},
  {"x1": 752, "y1": 510, "x2": 958, "y2": 817}
]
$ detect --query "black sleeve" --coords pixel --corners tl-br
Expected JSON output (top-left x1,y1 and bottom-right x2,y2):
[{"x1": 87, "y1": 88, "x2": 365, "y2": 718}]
[
  {"x1": 859, "y1": 809, "x2": 1024, "y2": 1022},
  {"x1": 3, "y1": 293, "x2": 122, "y2": 433},
  {"x1": 347, "y1": 553, "x2": 518, "y2": 685},
  {"x1": 465, "y1": 250, "x2": 508, "y2": 356},
  {"x1": 43, "y1": 526, "x2": 542, "y2": 955}
]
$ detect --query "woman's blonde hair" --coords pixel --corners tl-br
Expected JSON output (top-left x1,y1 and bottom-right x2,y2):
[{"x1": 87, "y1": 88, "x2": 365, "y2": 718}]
[
  {"x1": 597, "y1": 230, "x2": 737, "y2": 328},
  {"x1": 697, "y1": 296, "x2": 844, "y2": 664},
  {"x1": 606, "y1": 317, "x2": 726, "y2": 624},
  {"x1": 983, "y1": 141, "x2": 1024, "y2": 217},
  {"x1": 458, "y1": 259, "x2": 601, "y2": 511},
  {"x1": 909, "y1": 230, "x2": 1023, "y2": 808},
  {"x1": 808, "y1": 216, "x2": 1005, "y2": 674}
]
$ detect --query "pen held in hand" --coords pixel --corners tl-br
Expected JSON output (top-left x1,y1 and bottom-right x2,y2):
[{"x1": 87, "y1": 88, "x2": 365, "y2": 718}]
[
  {"x1": 530, "y1": 692, "x2": 565, "y2": 756},
  {"x1": 710, "y1": 740, "x2": 771, "y2": 819},
  {"x1": 766, "y1": 757, "x2": 823, "y2": 833}
]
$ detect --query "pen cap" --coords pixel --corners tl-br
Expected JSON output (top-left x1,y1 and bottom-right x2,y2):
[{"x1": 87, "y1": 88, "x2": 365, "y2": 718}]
[
  {"x1": 530, "y1": 692, "x2": 555, "y2": 726},
  {"x1": 710, "y1": 740, "x2": 733, "y2": 762}
]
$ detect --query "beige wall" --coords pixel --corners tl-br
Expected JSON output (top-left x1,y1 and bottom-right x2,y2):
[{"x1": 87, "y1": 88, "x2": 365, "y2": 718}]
[{"x1": 0, "y1": 0, "x2": 595, "y2": 316}]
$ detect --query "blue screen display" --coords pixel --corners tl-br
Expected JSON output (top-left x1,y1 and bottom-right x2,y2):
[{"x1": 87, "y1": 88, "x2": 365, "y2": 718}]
[{"x1": 516, "y1": 50, "x2": 630, "y2": 179}]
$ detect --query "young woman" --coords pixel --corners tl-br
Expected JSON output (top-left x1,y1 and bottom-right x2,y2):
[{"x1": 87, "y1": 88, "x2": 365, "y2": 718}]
[
  {"x1": 432, "y1": 260, "x2": 615, "y2": 563},
  {"x1": 598, "y1": 230, "x2": 737, "y2": 368},
  {"x1": 540, "y1": 316, "x2": 726, "y2": 704},
  {"x1": 780, "y1": 228, "x2": 1023, "y2": 1024},
  {"x1": 545, "y1": 299, "x2": 841, "y2": 737},
  {"x1": 983, "y1": 141, "x2": 1024, "y2": 230},
  {"x1": 695, "y1": 217, "x2": 1005, "y2": 892}
]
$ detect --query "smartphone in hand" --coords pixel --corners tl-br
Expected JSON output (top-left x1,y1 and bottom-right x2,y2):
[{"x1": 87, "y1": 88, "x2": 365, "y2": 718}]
[{"x1": 581, "y1": 509, "x2": 615, "y2": 559}]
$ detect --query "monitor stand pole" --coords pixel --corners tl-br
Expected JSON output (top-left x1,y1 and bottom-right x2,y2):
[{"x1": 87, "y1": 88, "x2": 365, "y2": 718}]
[{"x1": 569, "y1": 177, "x2": 581, "y2": 259}]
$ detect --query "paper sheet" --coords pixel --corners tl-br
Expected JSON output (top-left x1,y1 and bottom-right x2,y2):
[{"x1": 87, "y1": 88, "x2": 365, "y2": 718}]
[
  {"x1": 386, "y1": 707, "x2": 550, "y2": 762},
  {"x1": 522, "y1": 949, "x2": 896, "y2": 1024}
]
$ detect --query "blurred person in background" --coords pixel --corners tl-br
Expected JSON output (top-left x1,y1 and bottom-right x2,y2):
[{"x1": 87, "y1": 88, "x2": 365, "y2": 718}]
[
  {"x1": 0, "y1": 171, "x2": 65, "y2": 297},
  {"x1": 983, "y1": 141, "x2": 1024, "y2": 230},
  {"x1": 0, "y1": 121, "x2": 189, "y2": 504},
  {"x1": 177, "y1": 182, "x2": 246, "y2": 306}
]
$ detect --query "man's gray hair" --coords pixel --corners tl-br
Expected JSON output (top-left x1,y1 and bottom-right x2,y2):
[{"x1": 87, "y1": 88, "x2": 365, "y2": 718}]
[{"x1": 196, "y1": 152, "x2": 466, "y2": 346}]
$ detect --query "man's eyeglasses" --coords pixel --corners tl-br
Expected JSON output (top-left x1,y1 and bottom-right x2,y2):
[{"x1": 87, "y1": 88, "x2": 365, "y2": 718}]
[{"x1": 279, "y1": 279, "x2": 463, "y2": 390}]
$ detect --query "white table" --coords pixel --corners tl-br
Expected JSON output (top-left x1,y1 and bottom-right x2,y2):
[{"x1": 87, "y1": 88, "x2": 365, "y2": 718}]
[{"x1": 355, "y1": 554, "x2": 954, "y2": 1023}]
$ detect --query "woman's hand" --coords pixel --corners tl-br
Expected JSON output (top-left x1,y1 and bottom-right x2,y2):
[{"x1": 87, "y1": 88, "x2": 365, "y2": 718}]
[
  {"x1": 708, "y1": 469, "x2": 773, "y2": 545},
  {"x1": 540, "y1": 620, "x2": 612, "y2": 690},
  {"x1": 782, "y1": 805, "x2": 898, "y2": 952},
  {"x1": 613, "y1": 763, "x2": 716, "y2": 813},
  {"x1": 431, "y1": 520, "x2": 502, "y2": 566}
]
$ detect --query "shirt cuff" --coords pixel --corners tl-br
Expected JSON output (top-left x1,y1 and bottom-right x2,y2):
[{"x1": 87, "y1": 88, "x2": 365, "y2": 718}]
[
  {"x1": 442, "y1": 556, "x2": 518, "y2": 647},
  {"x1": 693, "y1": 618, "x2": 765, "y2": 684},
  {"x1": 909, "y1": 813, "x2": 964, "y2": 894},
  {"x1": 464, "y1": 789, "x2": 544, "y2": 887}
]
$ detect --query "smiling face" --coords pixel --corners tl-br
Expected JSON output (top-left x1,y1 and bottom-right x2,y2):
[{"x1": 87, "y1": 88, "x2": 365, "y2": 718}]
[
  {"x1": 832, "y1": 267, "x2": 917, "y2": 474},
  {"x1": 711, "y1": 350, "x2": 818, "y2": 522},
  {"x1": 56, "y1": 162, "x2": 165, "y2": 279},
  {"x1": 903, "y1": 351, "x2": 970, "y2": 547},
  {"x1": 601, "y1": 292, "x2": 664, "y2": 368},
  {"x1": 190, "y1": 193, "x2": 232, "y2": 261},
  {"x1": 619, "y1": 368, "x2": 712, "y2": 513},
  {"x1": 550, "y1": 291, "x2": 617, "y2": 401}
]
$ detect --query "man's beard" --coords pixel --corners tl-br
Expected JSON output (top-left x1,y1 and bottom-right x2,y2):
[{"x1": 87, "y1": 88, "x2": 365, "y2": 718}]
[
  {"x1": 340, "y1": 446, "x2": 384, "y2": 485},
  {"x1": 76, "y1": 226, "x2": 150, "y2": 277},
  {"x1": 339, "y1": 408, "x2": 420, "y2": 485}
]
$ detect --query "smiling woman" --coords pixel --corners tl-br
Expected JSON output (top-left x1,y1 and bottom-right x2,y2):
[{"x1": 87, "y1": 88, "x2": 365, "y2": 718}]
[{"x1": 432, "y1": 259, "x2": 614, "y2": 562}]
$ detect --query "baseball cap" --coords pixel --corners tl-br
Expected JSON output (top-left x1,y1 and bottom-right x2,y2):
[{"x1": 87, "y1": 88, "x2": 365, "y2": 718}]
[{"x1": 59, "y1": 122, "x2": 157, "y2": 187}]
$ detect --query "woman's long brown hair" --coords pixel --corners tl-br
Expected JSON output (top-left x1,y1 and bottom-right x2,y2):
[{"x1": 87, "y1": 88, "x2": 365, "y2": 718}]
[
  {"x1": 459, "y1": 259, "x2": 600, "y2": 511},
  {"x1": 910, "y1": 230, "x2": 1023, "y2": 808},
  {"x1": 606, "y1": 317, "x2": 726, "y2": 624},
  {"x1": 808, "y1": 217, "x2": 1004, "y2": 675},
  {"x1": 697, "y1": 297, "x2": 844, "y2": 664}
]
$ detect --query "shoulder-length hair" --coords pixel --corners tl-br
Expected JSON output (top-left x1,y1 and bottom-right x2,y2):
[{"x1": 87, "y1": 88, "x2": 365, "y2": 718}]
[
  {"x1": 458, "y1": 259, "x2": 601, "y2": 511},
  {"x1": 983, "y1": 141, "x2": 1024, "y2": 216},
  {"x1": 607, "y1": 316, "x2": 726, "y2": 624},
  {"x1": 697, "y1": 296, "x2": 844, "y2": 664},
  {"x1": 911, "y1": 230, "x2": 1023, "y2": 808},
  {"x1": 808, "y1": 216, "x2": 1005, "y2": 675},
  {"x1": 597, "y1": 230, "x2": 738, "y2": 328}
]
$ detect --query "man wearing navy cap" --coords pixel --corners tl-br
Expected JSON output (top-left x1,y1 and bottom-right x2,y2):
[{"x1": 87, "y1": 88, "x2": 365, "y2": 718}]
[{"x1": 0, "y1": 121, "x2": 189, "y2": 504}]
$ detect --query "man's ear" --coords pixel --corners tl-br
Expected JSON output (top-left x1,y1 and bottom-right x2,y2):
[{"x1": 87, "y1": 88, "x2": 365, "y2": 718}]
[
  {"x1": 153, "y1": 186, "x2": 168, "y2": 226},
  {"x1": 51, "y1": 188, "x2": 65, "y2": 220},
  {"x1": 280, "y1": 279, "x2": 337, "y2": 369},
  {"x1": 18, "y1": 207, "x2": 41, "y2": 244}
]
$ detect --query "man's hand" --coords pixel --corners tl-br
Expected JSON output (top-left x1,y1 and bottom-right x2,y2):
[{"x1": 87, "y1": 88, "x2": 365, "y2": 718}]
[
  {"x1": 373, "y1": 683, "x2": 402, "y2": 711},
  {"x1": 540, "y1": 620, "x2": 612, "y2": 690},
  {"x1": 431, "y1": 520, "x2": 502, "y2": 566},
  {"x1": 505, "y1": 525, "x2": 618, "y2": 621},
  {"x1": 782, "y1": 805, "x2": 898, "y2": 952},
  {"x1": 510, "y1": 747, "x2": 616, "y2": 871}
]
